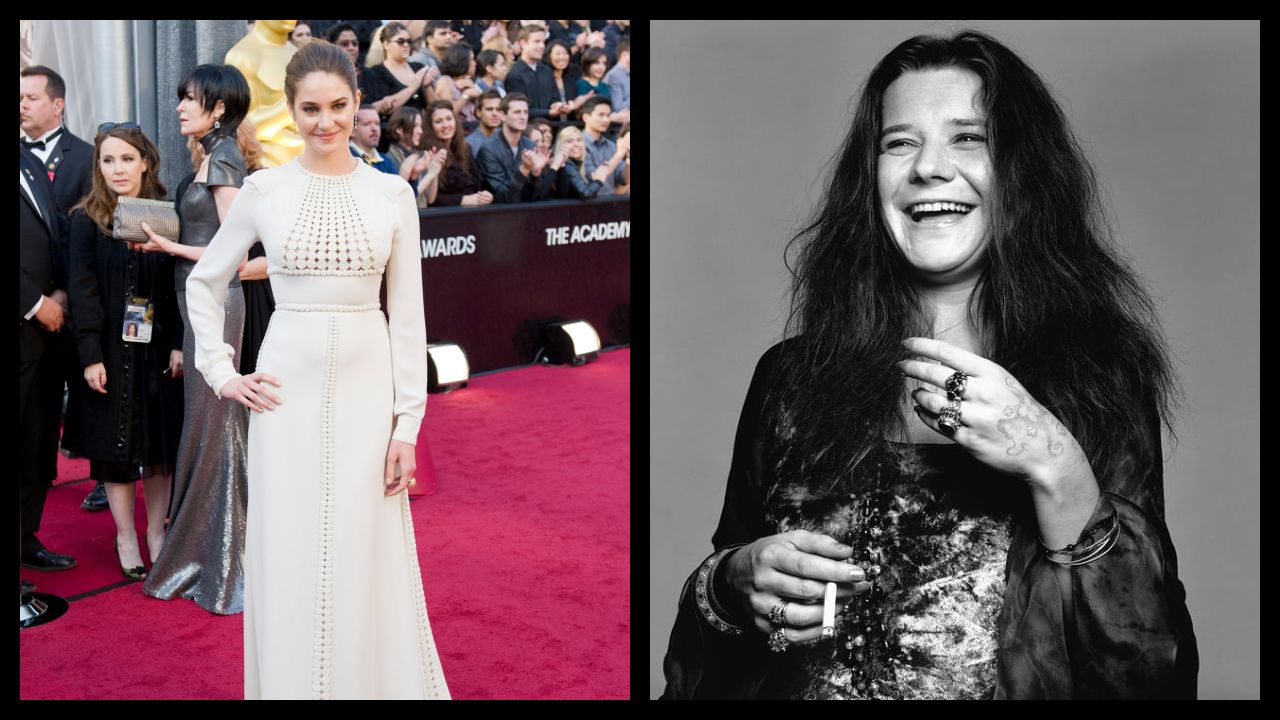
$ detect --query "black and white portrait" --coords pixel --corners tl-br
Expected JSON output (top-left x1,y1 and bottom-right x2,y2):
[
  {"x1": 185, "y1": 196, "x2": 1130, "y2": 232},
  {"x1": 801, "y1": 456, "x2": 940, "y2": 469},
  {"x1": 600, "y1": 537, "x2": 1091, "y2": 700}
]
[{"x1": 651, "y1": 20, "x2": 1258, "y2": 700}]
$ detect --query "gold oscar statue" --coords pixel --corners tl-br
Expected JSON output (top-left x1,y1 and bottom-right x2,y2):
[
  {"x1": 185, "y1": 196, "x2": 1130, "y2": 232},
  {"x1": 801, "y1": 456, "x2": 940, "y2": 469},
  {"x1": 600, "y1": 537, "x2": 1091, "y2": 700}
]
[{"x1": 226, "y1": 20, "x2": 303, "y2": 167}]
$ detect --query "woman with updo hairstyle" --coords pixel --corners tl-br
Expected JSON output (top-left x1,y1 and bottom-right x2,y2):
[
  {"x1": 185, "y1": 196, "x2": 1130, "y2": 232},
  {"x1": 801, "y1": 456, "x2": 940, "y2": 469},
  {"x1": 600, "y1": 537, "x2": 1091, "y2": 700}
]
[
  {"x1": 181, "y1": 39, "x2": 451, "y2": 698},
  {"x1": 662, "y1": 30, "x2": 1196, "y2": 699},
  {"x1": 385, "y1": 105, "x2": 424, "y2": 169},
  {"x1": 66, "y1": 124, "x2": 182, "y2": 583}
]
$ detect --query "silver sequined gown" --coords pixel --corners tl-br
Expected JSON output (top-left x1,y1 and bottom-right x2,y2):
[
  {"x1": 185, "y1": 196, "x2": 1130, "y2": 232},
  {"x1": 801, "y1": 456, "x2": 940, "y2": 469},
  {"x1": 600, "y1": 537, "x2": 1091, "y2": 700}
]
[{"x1": 144, "y1": 133, "x2": 249, "y2": 614}]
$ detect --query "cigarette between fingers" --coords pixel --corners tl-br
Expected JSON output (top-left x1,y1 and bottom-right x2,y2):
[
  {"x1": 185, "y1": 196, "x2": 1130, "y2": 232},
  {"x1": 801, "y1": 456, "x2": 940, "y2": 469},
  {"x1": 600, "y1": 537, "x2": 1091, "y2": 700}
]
[{"x1": 822, "y1": 582, "x2": 837, "y2": 638}]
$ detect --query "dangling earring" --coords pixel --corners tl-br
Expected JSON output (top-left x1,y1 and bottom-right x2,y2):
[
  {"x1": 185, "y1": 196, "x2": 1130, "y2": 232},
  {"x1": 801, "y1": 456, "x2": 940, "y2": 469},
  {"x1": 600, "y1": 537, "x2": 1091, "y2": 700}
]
[{"x1": 214, "y1": 119, "x2": 221, "y2": 130}]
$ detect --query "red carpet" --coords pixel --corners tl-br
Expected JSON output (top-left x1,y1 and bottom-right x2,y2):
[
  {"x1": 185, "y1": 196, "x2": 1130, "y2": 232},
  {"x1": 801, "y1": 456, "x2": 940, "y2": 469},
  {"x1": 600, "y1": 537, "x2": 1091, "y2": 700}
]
[{"x1": 19, "y1": 348, "x2": 629, "y2": 699}]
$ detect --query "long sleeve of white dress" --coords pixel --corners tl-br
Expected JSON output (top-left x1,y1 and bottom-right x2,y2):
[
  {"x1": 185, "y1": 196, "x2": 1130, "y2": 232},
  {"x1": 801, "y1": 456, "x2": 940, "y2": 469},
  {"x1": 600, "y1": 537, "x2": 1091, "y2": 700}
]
[
  {"x1": 186, "y1": 175, "x2": 262, "y2": 399},
  {"x1": 385, "y1": 182, "x2": 428, "y2": 445}
]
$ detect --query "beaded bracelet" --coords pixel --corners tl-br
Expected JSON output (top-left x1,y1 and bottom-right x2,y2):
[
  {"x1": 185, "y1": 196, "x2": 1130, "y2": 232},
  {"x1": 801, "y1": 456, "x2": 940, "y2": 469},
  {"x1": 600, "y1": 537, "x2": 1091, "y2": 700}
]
[
  {"x1": 1041, "y1": 510, "x2": 1120, "y2": 566},
  {"x1": 695, "y1": 545, "x2": 746, "y2": 636}
]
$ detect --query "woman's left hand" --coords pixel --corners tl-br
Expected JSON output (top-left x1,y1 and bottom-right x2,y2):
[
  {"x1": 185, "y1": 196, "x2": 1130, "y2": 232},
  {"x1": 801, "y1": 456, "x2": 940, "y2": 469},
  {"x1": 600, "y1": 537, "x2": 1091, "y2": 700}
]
[
  {"x1": 384, "y1": 439, "x2": 417, "y2": 496},
  {"x1": 135, "y1": 222, "x2": 174, "y2": 254},
  {"x1": 899, "y1": 337, "x2": 1087, "y2": 490}
]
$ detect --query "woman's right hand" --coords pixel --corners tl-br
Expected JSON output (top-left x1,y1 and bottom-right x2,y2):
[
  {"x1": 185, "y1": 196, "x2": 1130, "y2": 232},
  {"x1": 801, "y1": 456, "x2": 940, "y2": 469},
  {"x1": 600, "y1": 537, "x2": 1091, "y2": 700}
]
[
  {"x1": 721, "y1": 530, "x2": 871, "y2": 644},
  {"x1": 84, "y1": 362, "x2": 108, "y2": 394},
  {"x1": 219, "y1": 372, "x2": 284, "y2": 414}
]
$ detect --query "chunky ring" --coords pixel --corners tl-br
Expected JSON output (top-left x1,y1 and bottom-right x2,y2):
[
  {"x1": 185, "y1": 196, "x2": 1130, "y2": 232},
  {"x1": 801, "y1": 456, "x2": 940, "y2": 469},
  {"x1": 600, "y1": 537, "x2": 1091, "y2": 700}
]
[
  {"x1": 938, "y1": 399, "x2": 962, "y2": 435},
  {"x1": 945, "y1": 371, "x2": 969, "y2": 401},
  {"x1": 768, "y1": 600, "x2": 789, "y2": 627},
  {"x1": 768, "y1": 627, "x2": 790, "y2": 653}
]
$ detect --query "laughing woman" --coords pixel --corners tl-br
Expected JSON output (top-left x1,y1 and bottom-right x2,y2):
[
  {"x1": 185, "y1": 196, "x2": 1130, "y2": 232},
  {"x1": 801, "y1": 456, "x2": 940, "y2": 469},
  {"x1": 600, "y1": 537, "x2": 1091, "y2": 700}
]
[{"x1": 661, "y1": 30, "x2": 1198, "y2": 700}]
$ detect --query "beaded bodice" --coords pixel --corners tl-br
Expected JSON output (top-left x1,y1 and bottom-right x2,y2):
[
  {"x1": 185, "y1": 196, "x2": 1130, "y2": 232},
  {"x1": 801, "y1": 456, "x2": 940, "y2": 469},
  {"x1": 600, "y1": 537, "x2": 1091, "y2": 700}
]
[
  {"x1": 761, "y1": 441, "x2": 1021, "y2": 700},
  {"x1": 279, "y1": 169, "x2": 380, "y2": 277}
]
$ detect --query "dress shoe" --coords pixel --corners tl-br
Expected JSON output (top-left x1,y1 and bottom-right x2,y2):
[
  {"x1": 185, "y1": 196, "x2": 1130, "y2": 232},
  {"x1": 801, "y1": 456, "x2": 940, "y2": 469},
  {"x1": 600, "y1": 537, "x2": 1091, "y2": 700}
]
[
  {"x1": 82, "y1": 481, "x2": 109, "y2": 511},
  {"x1": 21, "y1": 579, "x2": 36, "y2": 595},
  {"x1": 115, "y1": 538, "x2": 146, "y2": 581},
  {"x1": 21, "y1": 548, "x2": 77, "y2": 571}
]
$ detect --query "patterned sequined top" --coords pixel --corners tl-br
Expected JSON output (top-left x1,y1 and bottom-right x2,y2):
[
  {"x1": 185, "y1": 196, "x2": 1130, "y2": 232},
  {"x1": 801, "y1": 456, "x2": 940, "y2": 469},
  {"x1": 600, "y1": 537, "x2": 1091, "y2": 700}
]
[
  {"x1": 661, "y1": 339, "x2": 1199, "y2": 700},
  {"x1": 761, "y1": 441, "x2": 1020, "y2": 699}
]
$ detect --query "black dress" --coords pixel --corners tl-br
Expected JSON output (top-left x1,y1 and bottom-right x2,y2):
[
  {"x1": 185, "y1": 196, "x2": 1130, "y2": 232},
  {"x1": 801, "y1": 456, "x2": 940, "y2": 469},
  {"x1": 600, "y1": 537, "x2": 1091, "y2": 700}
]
[
  {"x1": 361, "y1": 62, "x2": 428, "y2": 113},
  {"x1": 66, "y1": 210, "x2": 183, "y2": 483},
  {"x1": 432, "y1": 152, "x2": 484, "y2": 206}
]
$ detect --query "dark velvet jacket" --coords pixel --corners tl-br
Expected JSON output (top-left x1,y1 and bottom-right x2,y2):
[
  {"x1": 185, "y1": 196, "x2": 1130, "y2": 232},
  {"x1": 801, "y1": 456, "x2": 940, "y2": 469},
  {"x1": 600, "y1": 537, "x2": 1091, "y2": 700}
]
[{"x1": 661, "y1": 339, "x2": 1199, "y2": 699}]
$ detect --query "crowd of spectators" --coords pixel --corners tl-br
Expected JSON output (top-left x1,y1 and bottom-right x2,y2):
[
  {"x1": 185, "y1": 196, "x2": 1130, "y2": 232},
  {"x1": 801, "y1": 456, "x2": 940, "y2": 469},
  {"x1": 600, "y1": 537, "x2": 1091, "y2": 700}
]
[{"x1": 290, "y1": 20, "x2": 630, "y2": 203}]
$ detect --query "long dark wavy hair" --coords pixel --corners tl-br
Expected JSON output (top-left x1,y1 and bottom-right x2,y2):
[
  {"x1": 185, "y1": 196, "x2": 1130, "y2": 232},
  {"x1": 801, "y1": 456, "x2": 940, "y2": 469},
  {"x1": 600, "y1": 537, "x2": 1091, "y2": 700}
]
[{"x1": 770, "y1": 29, "x2": 1181, "y2": 498}]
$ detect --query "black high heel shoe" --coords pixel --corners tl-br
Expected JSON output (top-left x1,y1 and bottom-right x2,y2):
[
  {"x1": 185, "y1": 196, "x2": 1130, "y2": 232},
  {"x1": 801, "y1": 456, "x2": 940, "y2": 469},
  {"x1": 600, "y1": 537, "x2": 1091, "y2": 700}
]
[{"x1": 115, "y1": 538, "x2": 147, "y2": 581}]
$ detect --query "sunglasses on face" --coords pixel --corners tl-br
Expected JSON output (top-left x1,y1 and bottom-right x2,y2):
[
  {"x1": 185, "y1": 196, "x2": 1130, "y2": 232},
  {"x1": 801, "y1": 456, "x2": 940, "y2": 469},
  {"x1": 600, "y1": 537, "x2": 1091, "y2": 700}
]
[
  {"x1": 98, "y1": 121, "x2": 140, "y2": 132},
  {"x1": 337, "y1": 40, "x2": 359, "y2": 47},
  {"x1": 389, "y1": 38, "x2": 412, "y2": 46}
]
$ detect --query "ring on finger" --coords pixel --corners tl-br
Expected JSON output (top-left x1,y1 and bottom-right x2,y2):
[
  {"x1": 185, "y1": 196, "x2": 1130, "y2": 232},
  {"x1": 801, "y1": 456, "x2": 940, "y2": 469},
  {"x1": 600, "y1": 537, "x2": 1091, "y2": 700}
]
[
  {"x1": 945, "y1": 370, "x2": 969, "y2": 401},
  {"x1": 938, "y1": 399, "x2": 962, "y2": 435},
  {"x1": 768, "y1": 599, "x2": 789, "y2": 627}
]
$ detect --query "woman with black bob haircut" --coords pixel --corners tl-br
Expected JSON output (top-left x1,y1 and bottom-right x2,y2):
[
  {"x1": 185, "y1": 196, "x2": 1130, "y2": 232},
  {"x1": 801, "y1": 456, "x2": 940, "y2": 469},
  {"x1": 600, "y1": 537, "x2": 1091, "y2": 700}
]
[
  {"x1": 662, "y1": 30, "x2": 1197, "y2": 699},
  {"x1": 138, "y1": 62, "x2": 254, "y2": 615}
]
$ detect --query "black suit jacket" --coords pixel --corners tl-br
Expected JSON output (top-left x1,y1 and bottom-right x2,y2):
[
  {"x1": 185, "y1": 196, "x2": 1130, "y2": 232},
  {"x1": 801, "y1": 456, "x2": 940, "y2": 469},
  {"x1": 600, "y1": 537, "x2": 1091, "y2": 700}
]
[
  {"x1": 44, "y1": 128, "x2": 94, "y2": 228},
  {"x1": 20, "y1": 146, "x2": 64, "y2": 326},
  {"x1": 476, "y1": 131, "x2": 552, "y2": 204},
  {"x1": 503, "y1": 60, "x2": 558, "y2": 119}
]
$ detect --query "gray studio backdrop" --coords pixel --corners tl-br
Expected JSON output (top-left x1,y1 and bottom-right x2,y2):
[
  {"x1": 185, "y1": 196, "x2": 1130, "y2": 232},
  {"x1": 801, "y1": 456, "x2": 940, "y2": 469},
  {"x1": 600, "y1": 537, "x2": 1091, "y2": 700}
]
[{"x1": 651, "y1": 20, "x2": 1259, "y2": 699}]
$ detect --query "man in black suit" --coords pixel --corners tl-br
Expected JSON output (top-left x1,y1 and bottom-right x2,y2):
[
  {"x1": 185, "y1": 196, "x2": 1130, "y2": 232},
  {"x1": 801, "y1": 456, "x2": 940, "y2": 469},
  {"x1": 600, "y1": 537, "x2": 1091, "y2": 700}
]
[
  {"x1": 21, "y1": 145, "x2": 77, "y2": 576},
  {"x1": 20, "y1": 65, "x2": 105, "y2": 512},
  {"x1": 502, "y1": 25, "x2": 566, "y2": 122},
  {"x1": 476, "y1": 94, "x2": 553, "y2": 204}
]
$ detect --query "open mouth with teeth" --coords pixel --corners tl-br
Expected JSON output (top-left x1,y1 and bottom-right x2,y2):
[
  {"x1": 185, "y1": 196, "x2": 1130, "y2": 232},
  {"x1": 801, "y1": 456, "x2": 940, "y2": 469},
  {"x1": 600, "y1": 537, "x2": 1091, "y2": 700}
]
[{"x1": 906, "y1": 201, "x2": 976, "y2": 225}]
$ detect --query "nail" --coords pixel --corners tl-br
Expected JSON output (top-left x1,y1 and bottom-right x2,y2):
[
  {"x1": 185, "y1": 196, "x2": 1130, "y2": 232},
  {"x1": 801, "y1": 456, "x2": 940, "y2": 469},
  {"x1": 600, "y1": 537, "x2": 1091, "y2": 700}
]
[{"x1": 849, "y1": 566, "x2": 864, "y2": 581}]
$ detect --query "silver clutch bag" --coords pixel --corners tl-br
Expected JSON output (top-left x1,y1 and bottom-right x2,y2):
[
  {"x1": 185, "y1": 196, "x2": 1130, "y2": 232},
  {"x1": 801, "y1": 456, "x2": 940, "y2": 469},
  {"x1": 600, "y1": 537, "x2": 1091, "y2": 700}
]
[{"x1": 112, "y1": 196, "x2": 179, "y2": 244}]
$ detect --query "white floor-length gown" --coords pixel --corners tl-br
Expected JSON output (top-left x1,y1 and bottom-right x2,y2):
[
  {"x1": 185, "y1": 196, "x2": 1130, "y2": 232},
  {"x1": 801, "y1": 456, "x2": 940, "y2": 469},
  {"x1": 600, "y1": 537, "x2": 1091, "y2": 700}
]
[{"x1": 185, "y1": 158, "x2": 450, "y2": 699}]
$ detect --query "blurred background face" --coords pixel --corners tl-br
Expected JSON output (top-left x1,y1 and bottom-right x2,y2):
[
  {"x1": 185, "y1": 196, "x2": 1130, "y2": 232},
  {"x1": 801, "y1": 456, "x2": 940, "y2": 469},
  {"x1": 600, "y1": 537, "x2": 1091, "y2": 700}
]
[
  {"x1": 431, "y1": 107, "x2": 456, "y2": 141},
  {"x1": 524, "y1": 31, "x2": 546, "y2": 61},
  {"x1": 534, "y1": 125, "x2": 551, "y2": 154},
  {"x1": 411, "y1": 115, "x2": 423, "y2": 146},
  {"x1": 549, "y1": 44, "x2": 570, "y2": 71},
  {"x1": 428, "y1": 27, "x2": 454, "y2": 52},
  {"x1": 387, "y1": 30, "x2": 413, "y2": 62},
  {"x1": 480, "y1": 98, "x2": 503, "y2": 129},
  {"x1": 20, "y1": 74, "x2": 62, "y2": 137},
  {"x1": 335, "y1": 31, "x2": 360, "y2": 62},
  {"x1": 98, "y1": 136, "x2": 148, "y2": 198},
  {"x1": 563, "y1": 132, "x2": 584, "y2": 160},
  {"x1": 503, "y1": 101, "x2": 528, "y2": 132},
  {"x1": 176, "y1": 84, "x2": 220, "y2": 138},
  {"x1": 588, "y1": 55, "x2": 607, "y2": 79},
  {"x1": 526, "y1": 128, "x2": 542, "y2": 148},
  {"x1": 488, "y1": 54, "x2": 509, "y2": 80},
  {"x1": 354, "y1": 107, "x2": 381, "y2": 147},
  {"x1": 290, "y1": 22, "x2": 312, "y2": 48},
  {"x1": 290, "y1": 71, "x2": 358, "y2": 154},
  {"x1": 585, "y1": 103, "x2": 611, "y2": 134},
  {"x1": 876, "y1": 67, "x2": 992, "y2": 283}
]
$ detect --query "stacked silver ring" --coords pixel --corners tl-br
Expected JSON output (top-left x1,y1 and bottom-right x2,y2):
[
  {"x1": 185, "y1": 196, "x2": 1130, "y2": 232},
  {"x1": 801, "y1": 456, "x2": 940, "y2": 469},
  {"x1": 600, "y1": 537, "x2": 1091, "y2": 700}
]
[
  {"x1": 939, "y1": 371, "x2": 968, "y2": 435},
  {"x1": 768, "y1": 627, "x2": 790, "y2": 653},
  {"x1": 768, "y1": 600, "x2": 789, "y2": 627}
]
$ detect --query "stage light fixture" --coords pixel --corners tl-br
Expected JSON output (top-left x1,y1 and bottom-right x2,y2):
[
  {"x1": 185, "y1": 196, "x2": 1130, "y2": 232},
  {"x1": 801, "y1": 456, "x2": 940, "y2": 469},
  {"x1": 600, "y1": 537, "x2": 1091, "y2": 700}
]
[
  {"x1": 545, "y1": 320, "x2": 601, "y2": 366},
  {"x1": 427, "y1": 343, "x2": 470, "y2": 393}
]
